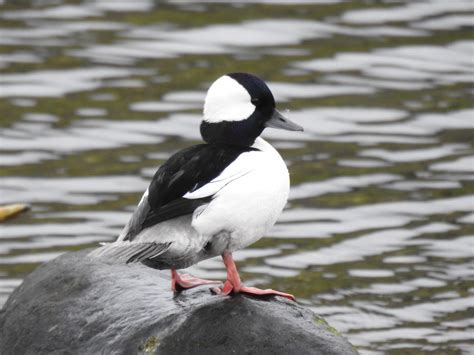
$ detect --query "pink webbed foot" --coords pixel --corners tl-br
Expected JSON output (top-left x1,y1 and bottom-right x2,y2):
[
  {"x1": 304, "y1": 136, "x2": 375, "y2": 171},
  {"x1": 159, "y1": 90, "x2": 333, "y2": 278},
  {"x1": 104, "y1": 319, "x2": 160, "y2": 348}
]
[
  {"x1": 212, "y1": 282, "x2": 295, "y2": 301},
  {"x1": 171, "y1": 269, "x2": 221, "y2": 292},
  {"x1": 211, "y1": 252, "x2": 296, "y2": 301},
  {"x1": 239, "y1": 285, "x2": 296, "y2": 301}
]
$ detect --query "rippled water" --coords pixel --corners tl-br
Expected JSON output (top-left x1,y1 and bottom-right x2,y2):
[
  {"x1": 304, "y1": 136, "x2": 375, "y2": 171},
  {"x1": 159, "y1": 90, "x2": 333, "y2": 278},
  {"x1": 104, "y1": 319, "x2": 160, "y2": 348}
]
[{"x1": 1, "y1": 0, "x2": 473, "y2": 353}]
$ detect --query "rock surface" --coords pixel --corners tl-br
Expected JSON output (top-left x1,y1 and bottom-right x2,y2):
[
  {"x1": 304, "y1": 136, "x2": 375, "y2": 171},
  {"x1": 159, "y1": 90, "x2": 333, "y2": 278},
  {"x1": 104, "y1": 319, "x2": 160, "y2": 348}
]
[{"x1": 0, "y1": 249, "x2": 358, "y2": 354}]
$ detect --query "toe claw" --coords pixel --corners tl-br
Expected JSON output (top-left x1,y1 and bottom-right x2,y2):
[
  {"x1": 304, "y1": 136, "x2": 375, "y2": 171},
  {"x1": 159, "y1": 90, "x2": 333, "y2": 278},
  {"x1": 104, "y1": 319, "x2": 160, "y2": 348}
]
[{"x1": 211, "y1": 280, "x2": 233, "y2": 296}]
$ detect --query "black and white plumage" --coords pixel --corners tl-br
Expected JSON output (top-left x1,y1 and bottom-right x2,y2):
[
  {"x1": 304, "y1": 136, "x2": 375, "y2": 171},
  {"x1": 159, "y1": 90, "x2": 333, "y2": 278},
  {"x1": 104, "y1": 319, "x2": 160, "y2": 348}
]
[{"x1": 90, "y1": 73, "x2": 302, "y2": 299}]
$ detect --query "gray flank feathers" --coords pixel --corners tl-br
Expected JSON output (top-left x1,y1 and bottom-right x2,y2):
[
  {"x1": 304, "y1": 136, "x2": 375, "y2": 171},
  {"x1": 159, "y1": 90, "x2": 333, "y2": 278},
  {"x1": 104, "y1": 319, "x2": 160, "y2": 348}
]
[{"x1": 88, "y1": 241, "x2": 171, "y2": 264}]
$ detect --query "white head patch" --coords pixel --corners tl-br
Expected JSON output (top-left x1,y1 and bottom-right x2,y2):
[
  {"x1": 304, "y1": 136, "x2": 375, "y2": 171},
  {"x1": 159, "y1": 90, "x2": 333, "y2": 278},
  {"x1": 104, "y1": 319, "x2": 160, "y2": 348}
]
[{"x1": 203, "y1": 75, "x2": 255, "y2": 123}]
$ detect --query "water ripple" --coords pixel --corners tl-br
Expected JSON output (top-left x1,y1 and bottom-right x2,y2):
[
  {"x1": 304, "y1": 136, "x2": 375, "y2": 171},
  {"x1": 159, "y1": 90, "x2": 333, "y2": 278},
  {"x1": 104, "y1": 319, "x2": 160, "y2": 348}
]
[{"x1": 0, "y1": 1, "x2": 472, "y2": 352}]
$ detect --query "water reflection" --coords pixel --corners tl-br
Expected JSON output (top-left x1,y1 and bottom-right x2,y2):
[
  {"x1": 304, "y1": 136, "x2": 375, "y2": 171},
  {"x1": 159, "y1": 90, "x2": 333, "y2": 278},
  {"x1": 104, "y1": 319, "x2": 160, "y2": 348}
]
[
  {"x1": 0, "y1": 0, "x2": 472, "y2": 353},
  {"x1": 297, "y1": 41, "x2": 474, "y2": 91},
  {"x1": 0, "y1": 67, "x2": 148, "y2": 97}
]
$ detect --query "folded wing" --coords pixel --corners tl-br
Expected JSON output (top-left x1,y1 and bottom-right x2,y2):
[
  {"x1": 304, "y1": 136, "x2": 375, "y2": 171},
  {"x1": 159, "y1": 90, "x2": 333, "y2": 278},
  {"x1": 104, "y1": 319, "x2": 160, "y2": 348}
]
[{"x1": 123, "y1": 143, "x2": 257, "y2": 242}]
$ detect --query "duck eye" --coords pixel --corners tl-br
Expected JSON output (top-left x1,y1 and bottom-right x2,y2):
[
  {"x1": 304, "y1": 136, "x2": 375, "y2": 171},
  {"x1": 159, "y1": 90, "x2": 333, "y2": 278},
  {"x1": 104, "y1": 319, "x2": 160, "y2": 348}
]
[{"x1": 251, "y1": 97, "x2": 260, "y2": 105}]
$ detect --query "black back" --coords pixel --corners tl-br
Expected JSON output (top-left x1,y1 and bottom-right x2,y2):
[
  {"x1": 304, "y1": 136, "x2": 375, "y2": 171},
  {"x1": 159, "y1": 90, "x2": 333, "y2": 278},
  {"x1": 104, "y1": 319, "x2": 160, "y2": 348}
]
[{"x1": 123, "y1": 143, "x2": 256, "y2": 241}]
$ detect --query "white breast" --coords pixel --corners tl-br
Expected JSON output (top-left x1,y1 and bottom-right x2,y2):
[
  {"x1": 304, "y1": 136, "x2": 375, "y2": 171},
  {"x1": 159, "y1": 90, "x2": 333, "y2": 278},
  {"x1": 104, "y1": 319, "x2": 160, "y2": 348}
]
[{"x1": 190, "y1": 137, "x2": 290, "y2": 251}]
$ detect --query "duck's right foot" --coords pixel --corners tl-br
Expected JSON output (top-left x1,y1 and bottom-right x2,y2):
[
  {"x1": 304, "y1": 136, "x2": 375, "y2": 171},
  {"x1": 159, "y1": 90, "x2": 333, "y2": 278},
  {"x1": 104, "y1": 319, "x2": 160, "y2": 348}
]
[{"x1": 210, "y1": 251, "x2": 296, "y2": 301}]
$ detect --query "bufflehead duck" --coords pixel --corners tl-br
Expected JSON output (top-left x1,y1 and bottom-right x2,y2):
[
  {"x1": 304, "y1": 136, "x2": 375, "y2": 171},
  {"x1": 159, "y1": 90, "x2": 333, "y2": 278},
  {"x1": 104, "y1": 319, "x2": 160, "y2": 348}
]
[{"x1": 91, "y1": 73, "x2": 303, "y2": 300}]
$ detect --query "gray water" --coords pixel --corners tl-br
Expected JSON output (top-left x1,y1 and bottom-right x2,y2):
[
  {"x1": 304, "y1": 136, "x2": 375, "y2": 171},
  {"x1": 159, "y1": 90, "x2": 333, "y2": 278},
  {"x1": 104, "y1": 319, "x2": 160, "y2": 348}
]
[{"x1": 0, "y1": 0, "x2": 473, "y2": 353}]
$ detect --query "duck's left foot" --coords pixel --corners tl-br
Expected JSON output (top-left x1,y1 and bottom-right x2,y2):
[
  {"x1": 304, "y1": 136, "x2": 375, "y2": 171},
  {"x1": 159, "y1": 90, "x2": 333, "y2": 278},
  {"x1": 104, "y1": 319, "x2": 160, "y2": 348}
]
[
  {"x1": 212, "y1": 282, "x2": 295, "y2": 301},
  {"x1": 171, "y1": 269, "x2": 221, "y2": 292},
  {"x1": 239, "y1": 285, "x2": 296, "y2": 301}
]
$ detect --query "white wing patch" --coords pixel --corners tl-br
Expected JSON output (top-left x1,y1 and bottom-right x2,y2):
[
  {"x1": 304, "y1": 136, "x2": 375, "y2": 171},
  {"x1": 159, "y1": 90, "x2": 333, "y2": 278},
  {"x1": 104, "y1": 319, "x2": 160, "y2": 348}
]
[
  {"x1": 183, "y1": 150, "x2": 260, "y2": 200},
  {"x1": 138, "y1": 188, "x2": 149, "y2": 205},
  {"x1": 184, "y1": 170, "x2": 251, "y2": 200}
]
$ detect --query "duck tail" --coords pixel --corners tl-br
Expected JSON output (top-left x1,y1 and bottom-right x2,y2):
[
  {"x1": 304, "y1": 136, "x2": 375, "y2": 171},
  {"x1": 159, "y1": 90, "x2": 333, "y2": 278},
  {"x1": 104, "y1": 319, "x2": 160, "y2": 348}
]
[{"x1": 88, "y1": 241, "x2": 171, "y2": 263}]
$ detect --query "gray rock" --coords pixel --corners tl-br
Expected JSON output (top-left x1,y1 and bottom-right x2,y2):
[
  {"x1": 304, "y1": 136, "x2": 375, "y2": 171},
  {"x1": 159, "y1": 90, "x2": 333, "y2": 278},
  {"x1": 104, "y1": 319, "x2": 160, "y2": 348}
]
[{"x1": 0, "y1": 249, "x2": 358, "y2": 355}]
